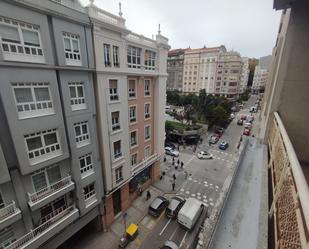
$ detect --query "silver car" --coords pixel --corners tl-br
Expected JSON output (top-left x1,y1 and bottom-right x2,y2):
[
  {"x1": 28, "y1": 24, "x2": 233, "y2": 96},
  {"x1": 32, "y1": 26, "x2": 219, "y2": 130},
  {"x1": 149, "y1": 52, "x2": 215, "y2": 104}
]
[{"x1": 161, "y1": 241, "x2": 179, "y2": 249}]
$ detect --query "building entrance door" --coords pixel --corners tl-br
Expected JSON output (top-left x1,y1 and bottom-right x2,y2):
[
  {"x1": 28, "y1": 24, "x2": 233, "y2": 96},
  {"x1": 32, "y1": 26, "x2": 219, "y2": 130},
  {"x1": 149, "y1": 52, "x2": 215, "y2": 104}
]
[{"x1": 112, "y1": 189, "x2": 121, "y2": 215}]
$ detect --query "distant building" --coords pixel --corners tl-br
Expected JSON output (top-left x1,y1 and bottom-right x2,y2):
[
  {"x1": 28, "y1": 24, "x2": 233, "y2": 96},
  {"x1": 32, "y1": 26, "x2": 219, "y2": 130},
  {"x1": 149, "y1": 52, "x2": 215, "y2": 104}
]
[
  {"x1": 167, "y1": 49, "x2": 186, "y2": 91},
  {"x1": 252, "y1": 55, "x2": 272, "y2": 93},
  {"x1": 239, "y1": 57, "x2": 250, "y2": 93}
]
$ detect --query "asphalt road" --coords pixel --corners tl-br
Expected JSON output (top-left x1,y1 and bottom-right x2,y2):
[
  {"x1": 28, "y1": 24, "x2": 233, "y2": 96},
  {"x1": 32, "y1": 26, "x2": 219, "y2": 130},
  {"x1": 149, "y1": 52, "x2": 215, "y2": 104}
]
[{"x1": 139, "y1": 95, "x2": 259, "y2": 249}]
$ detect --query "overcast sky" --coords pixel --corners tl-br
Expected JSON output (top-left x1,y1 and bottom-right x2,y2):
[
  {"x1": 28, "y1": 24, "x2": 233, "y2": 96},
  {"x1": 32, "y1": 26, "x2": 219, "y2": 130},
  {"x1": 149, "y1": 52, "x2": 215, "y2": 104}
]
[{"x1": 80, "y1": 0, "x2": 282, "y2": 58}]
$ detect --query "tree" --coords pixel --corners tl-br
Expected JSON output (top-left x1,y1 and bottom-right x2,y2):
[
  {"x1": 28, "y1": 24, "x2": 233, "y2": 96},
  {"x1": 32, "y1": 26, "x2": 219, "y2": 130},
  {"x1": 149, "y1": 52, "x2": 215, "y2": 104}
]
[{"x1": 213, "y1": 105, "x2": 229, "y2": 126}]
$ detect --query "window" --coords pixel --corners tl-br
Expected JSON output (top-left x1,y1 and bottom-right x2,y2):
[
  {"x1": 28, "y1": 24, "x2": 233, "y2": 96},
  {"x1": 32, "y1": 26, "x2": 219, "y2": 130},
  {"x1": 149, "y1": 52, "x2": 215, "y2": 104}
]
[
  {"x1": 129, "y1": 106, "x2": 137, "y2": 123},
  {"x1": 74, "y1": 121, "x2": 90, "y2": 147},
  {"x1": 115, "y1": 167, "x2": 123, "y2": 183},
  {"x1": 128, "y1": 80, "x2": 136, "y2": 98},
  {"x1": 144, "y1": 146, "x2": 151, "y2": 158},
  {"x1": 113, "y1": 46, "x2": 119, "y2": 67},
  {"x1": 144, "y1": 79, "x2": 151, "y2": 96},
  {"x1": 144, "y1": 125, "x2": 151, "y2": 140},
  {"x1": 63, "y1": 32, "x2": 81, "y2": 66},
  {"x1": 69, "y1": 82, "x2": 86, "y2": 111},
  {"x1": 25, "y1": 129, "x2": 61, "y2": 164},
  {"x1": 130, "y1": 130, "x2": 137, "y2": 147},
  {"x1": 83, "y1": 183, "x2": 95, "y2": 201},
  {"x1": 109, "y1": 80, "x2": 119, "y2": 101},
  {"x1": 40, "y1": 196, "x2": 66, "y2": 223},
  {"x1": 12, "y1": 82, "x2": 54, "y2": 119},
  {"x1": 103, "y1": 44, "x2": 111, "y2": 67},
  {"x1": 131, "y1": 153, "x2": 137, "y2": 167},
  {"x1": 144, "y1": 103, "x2": 150, "y2": 119},
  {"x1": 127, "y1": 46, "x2": 141, "y2": 68},
  {"x1": 145, "y1": 50, "x2": 156, "y2": 70},
  {"x1": 31, "y1": 165, "x2": 61, "y2": 192},
  {"x1": 0, "y1": 17, "x2": 44, "y2": 63},
  {"x1": 79, "y1": 153, "x2": 93, "y2": 176},
  {"x1": 0, "y1": 227, "x2": 16, "y2": 248},
  {"x1": 111, "y1": 111, "x2": 120, "y2": 131},
  {"x1": 113, "y1": 140, "x2": 122, "y2": 159},
  {"x1": 229, "y1": 82, "x2": 237, "y2": 87}
]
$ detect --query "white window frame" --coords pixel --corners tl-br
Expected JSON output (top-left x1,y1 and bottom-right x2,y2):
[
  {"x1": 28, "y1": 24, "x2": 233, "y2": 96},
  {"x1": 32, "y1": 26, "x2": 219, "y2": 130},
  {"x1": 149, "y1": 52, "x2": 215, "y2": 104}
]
[
  {"x1": 31, "y1": 164, "x2": 61, "y2": 192},
  {"x1": 129, "y1": 105, "x2": 137, "y2": 124},
  {"x1": 109, "y1": 79, "x2": 119, "y2": 101},
  {"x1": 115, "y1": 166, "x2": 123, "y2": 184},
  {"x1": 111, "y1": 111, "x2": 121, "y2": 132},
  {"x1": 25, "y1": 129, "x2": 61, "y2": 165},
  {"x1": 103, "y1": 43, "x2": 111, "y2": 67},
  {"x1": 74, "y1": 121, "x2": 90, "y2": 148},
  {"x1": 130, "y1": 152, "x2": 138, "y2": 167},
  {"x1": 63, "y1": 32, "x2": 81, "y2": 66},
  {"x1": 83, "y1": 183, "x2": 96, "y2": 201},
  {"x1": 113, "y1": 45, "x2": 119, "y2": 67},
  {"x1": 68, "y1": 82, "x2": 86, "y2": 111},
  {"x1": 113, "y1": 140, "x2": 122, "y2": 160},
  {"x1": 79, "y1": 153, "x2": 94, "y2": 177},
  {"x1": 12, "y1": 82, "x2": 54, "y2": 119},
  {"x1": 0, "y1": 17, "x2": 44, "y2": 63},
  {"x1": 128, "y1": 79, "x2": 137, "y2": 99},
  {"x1": 144, "y1": 79, "x2": 151, "y2": 97},
  {"x1": 144, "y1": 103, "x2": 151, "y2": 120},
  {"x1": 144, "y1": 145, "x2": 151, "y2": 159},
  {"x1": 127, "y1": 45, "x2": 141, "y2": 69},
  {"x1": 145, "y1": 50, "x2": 156, "y2": 70},
  {"x1": 130, "y1": 129, "x2": 138, "y2": 148},
  {"x1": 144, "y1": 125, "x2": 151, "y2": 141}
]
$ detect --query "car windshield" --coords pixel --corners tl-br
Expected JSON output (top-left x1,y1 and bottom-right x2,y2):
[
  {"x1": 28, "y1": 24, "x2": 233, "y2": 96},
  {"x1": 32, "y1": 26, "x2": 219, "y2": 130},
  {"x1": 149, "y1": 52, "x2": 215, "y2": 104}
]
[
  {"x1": 150, "y1": 198, "x2": 163, "y2": 209},
  {"x1": 168, "y1": 199, "x2": 180, "y2": 210}
]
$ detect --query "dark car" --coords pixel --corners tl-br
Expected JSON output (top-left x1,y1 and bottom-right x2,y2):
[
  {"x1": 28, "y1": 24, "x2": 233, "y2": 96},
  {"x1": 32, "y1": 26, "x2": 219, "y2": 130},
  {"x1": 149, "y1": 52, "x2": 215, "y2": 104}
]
[
  {"x1": 165, "y1": 196, "x2": 185, "y2": 219},
  {"x1": 161, "y1": 241, "x2": 179, "y2": 249},
  {"x1": 149, "y1": 196, "x2": 169, "y2": 217},
  {"x1": 165, "y1": 141, "x2": 176, "y2": 150},
  {"x1": 215, "y1": 127, "x2": 224, "y2": 137},
  {"x1": 219, "y1": 141, "x2": 229, "y2": 150},
  {"x1": 237, "y1": 119, "x2": 243, "y2": 126}
]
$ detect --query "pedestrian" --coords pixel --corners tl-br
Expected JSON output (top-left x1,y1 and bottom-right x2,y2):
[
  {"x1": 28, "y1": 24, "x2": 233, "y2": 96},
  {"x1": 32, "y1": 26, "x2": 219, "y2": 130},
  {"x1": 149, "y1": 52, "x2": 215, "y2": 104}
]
[
  {"x1": 173, "y1": 173, "x2": 176, "y2": 181},
  {"x1": 137, "y1": 183, "x2": 142, "y2": 196},
  {"x1": 181, "y1": 161, "x2": 184, "y2": 169},
  {"x1": 172, "y1": 182, "x2": 175, "y2": 191},
  {"x1": 146, "y1": 190, "x2": 151, "y2": 201},
  {"x1": 209, "y1": 141, "x2": 211, "y2": 147},
  {"x1": 240, "y1": 135, "x2": 243, "y2": 142},
  {"x1": 177, "y1": 144, "x2": 180, "y2": 150},
  {"x1": 172, "y1": 157, "x2": 175, "y2": 165},
  {"x1": 177, "y1": 159, "x2": 180, "y2": 165}
]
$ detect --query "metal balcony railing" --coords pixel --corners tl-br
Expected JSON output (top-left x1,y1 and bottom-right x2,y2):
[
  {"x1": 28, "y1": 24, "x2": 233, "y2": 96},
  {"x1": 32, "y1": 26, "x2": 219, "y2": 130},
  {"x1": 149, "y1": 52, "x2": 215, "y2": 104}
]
[
  {"x1": 268, "y1": 112, "x2": 309, "y2": 249},
  {"x1": 27, "y1": 176, "x2": 73, "y2": 203},
  {"x1": 0, "y1": 201, "x2": 19, "y2": 221},
  {"x1": 5, "y1": 205, "x2": 76, "y2": 249}
]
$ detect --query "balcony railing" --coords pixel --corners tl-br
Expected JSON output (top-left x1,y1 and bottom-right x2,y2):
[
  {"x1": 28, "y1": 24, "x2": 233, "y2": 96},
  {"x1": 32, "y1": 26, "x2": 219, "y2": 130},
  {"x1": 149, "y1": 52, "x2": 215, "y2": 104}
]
[
  {"x1": 6, "y1": 205, "x2": 76, "y2": 249},
  {"x1": 28, "y1": 176, "x2": 73, "y2": 204},
  {"x1": 88, "y1": 5, "x2": 125, "y2": 28},
  {"x1": 268, "y1": 112, "x2": 309, "y2": 249},
  {"x1": 0, "y1": 201, "x2": 19, "y2": 221},
  {"x1": 132, "y1": 153, "x2": 158, "y2": 173}
]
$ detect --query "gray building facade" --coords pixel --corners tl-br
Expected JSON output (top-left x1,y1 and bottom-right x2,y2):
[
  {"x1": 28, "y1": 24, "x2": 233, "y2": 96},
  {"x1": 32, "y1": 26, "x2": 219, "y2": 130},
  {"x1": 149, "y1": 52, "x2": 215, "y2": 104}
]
[
  {"x1": 167, "y1": 49, "x2": 185, "y2": 92},
  {"x1": 0, "y1": 0, "x2": 104, "y2": 248}
]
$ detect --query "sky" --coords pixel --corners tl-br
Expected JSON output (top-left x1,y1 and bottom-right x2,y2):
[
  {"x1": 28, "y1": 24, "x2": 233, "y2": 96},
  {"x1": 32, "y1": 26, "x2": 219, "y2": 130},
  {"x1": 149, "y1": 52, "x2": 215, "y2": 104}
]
[{"x1": 80, "y1": 0, "x2": 282, "y2": 58}]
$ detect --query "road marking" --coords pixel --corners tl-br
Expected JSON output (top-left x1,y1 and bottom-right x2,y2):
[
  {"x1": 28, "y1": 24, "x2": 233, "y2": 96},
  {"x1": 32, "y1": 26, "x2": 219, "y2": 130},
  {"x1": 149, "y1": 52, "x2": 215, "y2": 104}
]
[
  {"x1": 159, "y1": 218, "x2": 171, "y2": 236},
  {"x1": 180, "y1": 231, "x2": 188, "y2": 248},
  {"x1": 169, "y1": 226, "x2": 178, "y2": 240}
]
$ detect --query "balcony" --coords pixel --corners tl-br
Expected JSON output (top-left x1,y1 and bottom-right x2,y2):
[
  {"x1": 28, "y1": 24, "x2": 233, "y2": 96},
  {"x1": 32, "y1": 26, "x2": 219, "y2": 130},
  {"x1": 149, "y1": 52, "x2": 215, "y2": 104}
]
[
  {"x1": 27, "y1": 176, "x2": 75, "y2": 211},
  {"x1": 268, "y1": 112, "x2": 309, "y2": 249},
  {"x1": 0, "y1": 201, "x2": 22, "y2": 230},
  {"x1": 5, "y1": 205, "x2": 79, "y2": 249},
  {"x1": 132, "y1": 153, "x2": 158, "y2": 175}
]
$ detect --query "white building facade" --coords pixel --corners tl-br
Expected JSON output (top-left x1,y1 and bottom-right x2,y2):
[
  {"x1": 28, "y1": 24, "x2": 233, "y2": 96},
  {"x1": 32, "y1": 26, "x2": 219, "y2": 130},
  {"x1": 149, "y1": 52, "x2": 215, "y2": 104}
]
[{"x1": 239, "y1": 57, "x2": 250, "y2": 93}]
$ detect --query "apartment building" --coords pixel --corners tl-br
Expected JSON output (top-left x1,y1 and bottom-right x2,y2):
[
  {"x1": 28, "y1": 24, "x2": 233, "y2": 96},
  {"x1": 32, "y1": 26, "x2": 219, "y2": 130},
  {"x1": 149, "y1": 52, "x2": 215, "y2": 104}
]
[
  {"x1": 167, "y1": 49, "x2": 185, "y2": 91},
  {"x1": 87, "y1": 3, "x2": 169, "y2": 226},
  {"x1": 260, "y1": 1, "x2": 309, "y2": 248},
  {"x1": 252, "y1": 55, "x2": 272, "y2": 93},
  {"x1": 239, "y1": 57, "x2": 249, "y2": 93},
  {"x1": 0, "y1": 0, "x2": 103, "y2": 248}
]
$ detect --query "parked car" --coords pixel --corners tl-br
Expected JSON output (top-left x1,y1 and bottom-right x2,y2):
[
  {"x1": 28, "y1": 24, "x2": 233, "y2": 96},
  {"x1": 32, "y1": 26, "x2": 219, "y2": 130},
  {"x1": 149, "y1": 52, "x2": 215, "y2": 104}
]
[
  {"x1": 250, "y1": 106, "x2": 257, "y2": 113},
  {"x1": 149, "y1": 196, "x2": 169, "y2": 217},
  {"x1": 230, "y1": 113, "x2": 235, "y2": 119},
  {"x1": 247, "y1": 115, "x2": 254, "y2": 123},
  {"x1": 240, "y1": 114, "x2": 247, "y2": 121},
  {"x1": 165, "y1": 141, "x2": 176, "y2": 150},
  {"x1": 177, "y1": 198, "x2": 204, "y2": 230},
  {"x1": 244, "y1": 122, "x2": 252, "y2": 129},
  {"x1": 209, "y1": 135, "x2": 219, "y2": 144},
  {"x1": 215, "y1": 127, "x2": 224, "y2": 137},
  {"x1": 161, "y1": 241, "x2": 179, "y2": 249},
  {"x1": 165, "y1": 147, "x2": 179, "y2": 157},
  {"x1": 165, "y1": 196, "x2": 186, "y2": 219},
  {"x1": 243, "y1": 128, "x2": 251, "y2": 136},
  {"x1": 237, "y1": 119, "x2": 243, "y2": 126},
  {"x1": 219, "y1": 141, "x2": 229, "y2": 150},
  {"x1": 197, "y1": 151, "x2": 213, "y2": 159}
]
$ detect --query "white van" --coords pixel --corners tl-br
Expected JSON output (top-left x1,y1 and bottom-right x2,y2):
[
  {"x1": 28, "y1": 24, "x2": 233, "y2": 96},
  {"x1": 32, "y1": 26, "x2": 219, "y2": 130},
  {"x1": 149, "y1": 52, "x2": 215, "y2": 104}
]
[{"x1": 177, "y1": 198, "x2": 204, "y2": 230}]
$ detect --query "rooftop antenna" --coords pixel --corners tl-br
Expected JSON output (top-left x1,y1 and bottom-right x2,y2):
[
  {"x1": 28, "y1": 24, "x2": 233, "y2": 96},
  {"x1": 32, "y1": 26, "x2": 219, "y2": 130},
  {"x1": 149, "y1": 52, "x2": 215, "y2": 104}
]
[
  {"x1": 118, "y1": 2, "x2": 123, "y2": 17},
  {"x1": 158, "y1": 24, "x2": 161, "y2": 35}
]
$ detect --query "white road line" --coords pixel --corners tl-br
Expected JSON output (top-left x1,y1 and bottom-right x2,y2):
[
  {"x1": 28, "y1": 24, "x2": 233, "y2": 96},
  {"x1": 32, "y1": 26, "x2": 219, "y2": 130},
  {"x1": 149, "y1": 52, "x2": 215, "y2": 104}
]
[
  {"x1": 179, "y1": 231, "x2": 188, "y2": 248},
  {"x1": 169, "y1": 226, "x2": 178, "y2": 240},
  {"x1": 159, "y1": 218, "x2": 171, "y2": 236}
]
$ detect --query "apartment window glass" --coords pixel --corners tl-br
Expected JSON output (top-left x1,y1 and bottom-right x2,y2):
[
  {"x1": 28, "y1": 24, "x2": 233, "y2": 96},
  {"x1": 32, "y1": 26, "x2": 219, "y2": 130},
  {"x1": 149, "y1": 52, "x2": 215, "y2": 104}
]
[
  {"x1": 130, "y1": 131, "x2": 137, "y2": 147},
  {"x1": 113, "y1": 46, "x2": 119, "y2": 67},
  {"x1": 144, "y1": 146, "x2": 151, "y2": 158},
  {"x1": 111, "y1": 111, "x2": 120, "y2": 131},
  {"x1": 145, "y1": 125, "x2": 151, "y2": 140},
  {"x1": 144, "y1": 79, "x2": 151, "y2": 96},
  {"x1": 109, "y1": 80, "x2": 119, "y2": 101},
  {"x1": 103, "y1": 44, "x2": 111, "y2": 67},
  {"x1": 12, "y1": 82, "x2": 53, "y2": 119},
  {"x1": 31, "y1": 165, "x2": 61, "y2": 192},
  {"x1": 63, "y1": 32, "x2": 81, "y2": 66},
  {"x1": 40, "y1": 196, "x2": 66, "y2": 223},
  {"x1": 69, "y1": 82, "x2": 86, "y2": 110},
  {"x1": 128, "y1": 80, "x2": 136, "y2": 98},
  {"x1": 79, "y1": 153, "x2": 93, "y2": 176},
  {"x1": 115, "y1": 167, "x2": 123, "y2": 183},
  {"x1": 25, "y1": 129, "x2": 61, "y2": 164},
  {"x1": 145, "y1": 50, "x2": 156, "y2": 70},
  {"x1": 113, "y1": 140, "x2": 122, "y2": 159},
  {"x1": 83, "y1": 183, "x2": 95, "y2": 201},
  {"x1": 144, "y1": 103, "x2": 150, "y2": 119},
  {"x1": 131, "y1": 153, "x2": 137, "y2": 167},
  {"x1": 0, "y1": 17, "x2": 44, "y2": 62},
  {"x1": 0, "y1": 226, "x2": 15, "y2": 248},
  {"x1": 129, "y1": 106, "x2": 137, "y2": 123},
  {"x1": 127, "y1": 46, "x2": 141, "y2": 68},
  {"x1": 74, "y1": 121, "x2": 90, "y2": 147}
]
